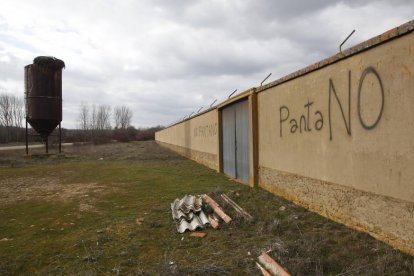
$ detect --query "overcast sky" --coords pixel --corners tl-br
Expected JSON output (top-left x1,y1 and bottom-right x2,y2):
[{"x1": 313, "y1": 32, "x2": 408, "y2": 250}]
[{"x1": 0, "y1": 0, "x2": 412, "y2": 129}]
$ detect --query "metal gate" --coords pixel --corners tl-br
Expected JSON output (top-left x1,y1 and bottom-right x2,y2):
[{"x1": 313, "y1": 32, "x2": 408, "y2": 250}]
[{"x1": 222, "y1": 100, "x2": 249, "y2": 183}]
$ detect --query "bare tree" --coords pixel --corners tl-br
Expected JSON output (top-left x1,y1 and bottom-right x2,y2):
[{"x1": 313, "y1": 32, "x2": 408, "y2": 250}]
[
  {"x1": 0, "y1": 93, "x2": 12, "y2": 142},
  {"x1": 114, "y1": 106, "x2": 132, "y2": 129},
  {"x1": 77, "y1": 102, "x2": 119, "y2": 143},
  {"x1": 11, "y1": 96, "x2": 24, "y2": 128},
  {"x1": 77, "y1": 102, "x2": 90, "y2": 142},
  {"x1": 78, "y1": 102, "x2": 90, "y2": 131},
  {"x1": 90, "y1": 104, "x2": 97, "y2": 131},
  {"x1": 114, "y1": 107, "x2": 121, "y2": 129},
  {"x1": 96, "y1": 104, "x2": 111, "y2": 130},
  {"x1": 0, "y1": 93, "x2": 12, "y2": 128},
  {"x1": 0, "y1": 93, "x2": 25, "y2": 142}
]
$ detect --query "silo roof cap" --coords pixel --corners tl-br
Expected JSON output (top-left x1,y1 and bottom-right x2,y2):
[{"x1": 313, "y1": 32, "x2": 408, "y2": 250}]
[{"x1": 33, "y1": 56, "x2": 65, "y2": 71}]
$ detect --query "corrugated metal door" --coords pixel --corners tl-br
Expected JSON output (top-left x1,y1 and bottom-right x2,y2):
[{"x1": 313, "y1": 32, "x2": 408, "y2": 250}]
[
  {"x1": 222, "y1": 100, "x2": 249, "y2": 183},
  {"x1": 235, "y1": 100, "x2": 249, "y2": 182},
  {"x1": 222, "y1": 106, "x2": 236, "y2": 178}
]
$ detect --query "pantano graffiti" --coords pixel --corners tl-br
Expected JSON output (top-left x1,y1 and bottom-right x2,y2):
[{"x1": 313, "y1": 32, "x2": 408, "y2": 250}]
[
  {"x1": 194, "y1": 122, "x2": 218, "y2": 138},
  {"x1": 279, "y1": 67, "x2": 384, "y2": 139}
]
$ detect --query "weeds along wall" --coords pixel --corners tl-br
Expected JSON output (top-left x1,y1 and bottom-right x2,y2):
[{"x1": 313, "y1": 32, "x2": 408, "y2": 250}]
[
  {"x1": 155, "y1": 20, "x2": 414, "y2": 255},
  {"x1": 155, "y1": 109, "x2": 219, "y2": 170}
]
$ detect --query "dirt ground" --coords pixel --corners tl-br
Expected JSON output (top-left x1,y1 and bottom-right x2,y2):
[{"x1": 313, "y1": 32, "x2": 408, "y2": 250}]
[
  {"x1": 0, "y1": 141, "x2": 174, "y2": 215},
  {"x1": 0, "y1": 141, "x2": 413, "y2": 275},
  {"x1": 0, "y1": 140, "x2": 173, "y2": 162},
  {"x1": 0, "y1": 177, "x2": 101, "y2": 203}
]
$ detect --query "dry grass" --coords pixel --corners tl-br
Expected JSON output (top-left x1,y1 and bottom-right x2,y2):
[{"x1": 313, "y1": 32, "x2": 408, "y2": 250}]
[
  {"x1": 0, "y1": 141, "x2": 413, "y2": 274},
  {"x1": 0, "y1": 177, "x2": 109, "y2": 204}
]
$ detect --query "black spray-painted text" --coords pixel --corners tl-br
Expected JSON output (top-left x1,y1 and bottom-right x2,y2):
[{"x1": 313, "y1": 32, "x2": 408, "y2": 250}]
[{"x1": 279, "y1": 67, "x2": 384, "y2": 140}]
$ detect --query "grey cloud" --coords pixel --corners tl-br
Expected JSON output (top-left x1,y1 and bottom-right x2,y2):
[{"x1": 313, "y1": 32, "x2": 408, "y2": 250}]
[
  {"x1": 344, "y1": 0, "x2": 413, "y2": 7},
  {"x1": 0, "y1": 57, "x2": 24, "y2": 82},
  {"x1": 0, "y1": 0, "x2": 412, "y2": 128}
]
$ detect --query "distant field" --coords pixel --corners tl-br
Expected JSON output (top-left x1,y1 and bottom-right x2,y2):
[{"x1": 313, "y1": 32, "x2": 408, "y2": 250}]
[{"x1": 0, "y1": 141, "x2": 412, "y2": 274}]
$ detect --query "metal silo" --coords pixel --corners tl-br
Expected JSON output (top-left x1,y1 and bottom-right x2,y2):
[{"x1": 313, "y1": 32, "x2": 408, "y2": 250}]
[{"x1": 24, "y1": 56, "x2": 65, "y2": 154}]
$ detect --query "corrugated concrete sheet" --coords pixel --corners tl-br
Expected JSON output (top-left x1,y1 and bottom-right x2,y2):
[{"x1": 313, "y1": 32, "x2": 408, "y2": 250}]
[
  {"x1": 171, "y1": 195, "x2": 209, "y2": 233},
  {"x1": 171, "y1": 195, "x2": 202, "y2": 220},
  {"x1": 176, "y1": 211, "x2": 209, "y2": 233}
]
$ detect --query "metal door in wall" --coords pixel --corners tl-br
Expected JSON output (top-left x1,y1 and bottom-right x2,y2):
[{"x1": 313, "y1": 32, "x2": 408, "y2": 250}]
[
  {"x1": 222, "y1": 100, "x2": 249, "y2": 183},
  {"x1": 222, "y1": 106, "x2": 236, "y2": 178}
]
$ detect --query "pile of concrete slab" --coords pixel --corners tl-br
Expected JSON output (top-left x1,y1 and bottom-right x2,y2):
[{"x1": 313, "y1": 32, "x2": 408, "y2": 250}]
[{"x1": 171, "y1": 195, "x2": 209, "y2": 233}]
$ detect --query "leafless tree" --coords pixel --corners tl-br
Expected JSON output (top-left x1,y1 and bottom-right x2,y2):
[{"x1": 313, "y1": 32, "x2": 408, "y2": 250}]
[
  {"x1": 0, "y1": 93, "x2": 12, "y2": 128},
  {"x1": 90, "y1": 104, "x2": 97, "y2": 130},
  {"x1": 114, "y1": 105, "x2": 132, "y2": 129},
  {"x1": 77, "y1": 102, "x2": 90, "y2": 142},
  {"x1": 0, "y1": 93, "x2": 25, "y2": 142},
  {"x1": 78, "y1": 102, "x2": 90, "y2": 131},
  {"x1": 96, "y1": 104, "x2": 111, "y2": 130},
  {"x1": 114, "y1": 107, "x2": 121, "y2": 129},
  {"x1": 11, "y1": 96, "x2": 24, "y2": 128}
]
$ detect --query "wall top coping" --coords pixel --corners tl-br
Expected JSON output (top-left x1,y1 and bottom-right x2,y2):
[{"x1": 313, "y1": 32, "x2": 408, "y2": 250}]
[
  {"x1": 164, "y1": 107, "x2": 217, "y2": 128},
  {"x1": 256, "y1": 19, "x2": 414, "y2": 94},
  {"x1": 217, "y1": 88, "x2": 255, "y2": 109}
]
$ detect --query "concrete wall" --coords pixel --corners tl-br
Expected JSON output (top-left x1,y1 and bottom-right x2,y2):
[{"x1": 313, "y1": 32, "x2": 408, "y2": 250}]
[
  {"x1": 155, "y1": 20, "x2": 414, "y2": 255},
  {"x1": 257, "y1": 30, "x2": 414, "y2": 254},
  {"x1": 155, "y1": 109, "x2": 219, "y2": 170}
]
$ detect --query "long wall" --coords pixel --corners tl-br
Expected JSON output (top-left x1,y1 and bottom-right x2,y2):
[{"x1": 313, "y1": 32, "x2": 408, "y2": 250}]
[
  {"x1": 257, "y1": 29, "x2": 414, "y2": 254},
  {"x1": 155, "y1": 109, "x2": 219, "y2": 170},
  {"x1": 155, "y1": 20, "x2": 414, "y2": 255}
]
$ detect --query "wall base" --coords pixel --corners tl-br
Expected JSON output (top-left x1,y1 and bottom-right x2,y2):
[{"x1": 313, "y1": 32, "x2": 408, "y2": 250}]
[
  {"x1": 259, "y1": 166, "x2": 414, "y2": 255},
  {"x1": 156, "y1": 141, "x2": 218, "y2": 171}
]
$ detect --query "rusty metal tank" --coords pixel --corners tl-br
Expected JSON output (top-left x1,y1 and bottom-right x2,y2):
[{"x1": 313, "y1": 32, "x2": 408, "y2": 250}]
[{"x1": 24, "y1": 56, "x2": 65, "y2": 139}]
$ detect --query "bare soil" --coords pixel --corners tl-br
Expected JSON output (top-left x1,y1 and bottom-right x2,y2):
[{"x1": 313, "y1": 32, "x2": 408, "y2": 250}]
[{"x1": 0, "y1": 177, "x2": 103, "y2": 202}]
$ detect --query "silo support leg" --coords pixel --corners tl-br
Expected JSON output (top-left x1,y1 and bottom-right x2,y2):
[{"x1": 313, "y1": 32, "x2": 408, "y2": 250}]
[
  {"x1": 59, "y1": 123, "x2": 62, "y2": 153},
  {"x1": 25, "y1": 120, "x2": 28, "y2": 155}
]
